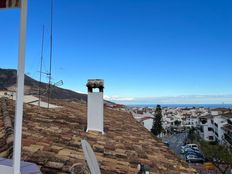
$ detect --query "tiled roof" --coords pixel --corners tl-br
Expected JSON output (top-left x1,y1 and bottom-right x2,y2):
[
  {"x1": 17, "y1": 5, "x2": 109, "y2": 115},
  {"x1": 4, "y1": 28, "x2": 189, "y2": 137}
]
[
  {"x1": 222, "y1": 113, "x2": 232, "y2": 118},
  {"x1": 199, "y1": 115, "x2": 213, "y2": 119},
  {"x1": 0, "y1": 98, "x2": 197, "y2": 174},
  {"x1": 0, "y1": 98, "x2": 13, "y2": 158},
  {"x1": 223, "y1": 124, "x2": 232, "y2": 131},
  {"x1": 211, "y1": 108, "x2": 231, "y2": 112}
]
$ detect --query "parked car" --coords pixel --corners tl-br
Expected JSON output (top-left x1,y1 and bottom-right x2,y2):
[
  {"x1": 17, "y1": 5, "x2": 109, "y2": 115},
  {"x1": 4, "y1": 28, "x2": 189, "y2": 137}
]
[
  {"x1": 185, "y1": 151, "x2": 204, "y2": 159},
  {"x1": 186, "y1": 154, "x2": 204, "y2": 163},
  {"x1": 181, "y1": 144, "x2": 198, "y2": 151},
  {"x1": 181, "y1": 144, "x2": 199, "y2": 153},
  {"x1": 184, "y1": 147, "x2": 201, "y2": 154}
]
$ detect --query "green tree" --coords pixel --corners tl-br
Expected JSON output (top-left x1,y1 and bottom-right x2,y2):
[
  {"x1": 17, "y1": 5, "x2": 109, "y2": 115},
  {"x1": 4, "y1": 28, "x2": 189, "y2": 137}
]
[
  {"x1": 151, "y1": 105, "x2": 163, "y2": 136},
  {"x1": 187, "y1": 127, "x2": 196, "y2": 143},
  {"x1": 200, "y1": 140, "x2": 232, "y2": 174}
]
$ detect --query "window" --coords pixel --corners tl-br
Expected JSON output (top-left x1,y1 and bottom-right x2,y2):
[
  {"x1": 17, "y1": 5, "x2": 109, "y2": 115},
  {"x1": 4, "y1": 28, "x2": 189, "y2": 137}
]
[
  {"x1": 214, "y1": 123, "x2": 218, "y2": 127},
  {"x1": 201, "y1": 118, "x2": 207, "y2": 124},
  {"x1": 208, "y1": 127, "x2": 214, "y2": 132},
  {"x1": 199, "y1": 126, "x2": 203, "y2": 132},
  {"x1": 209, "y1": 136, "x2": 214, "y2": 140},
  {"x1": 215, "y1": 132, "x2": 218, "y2": 137},
  {"x1": 228, "y1": 119, "x2": 232, "y2": 125}
]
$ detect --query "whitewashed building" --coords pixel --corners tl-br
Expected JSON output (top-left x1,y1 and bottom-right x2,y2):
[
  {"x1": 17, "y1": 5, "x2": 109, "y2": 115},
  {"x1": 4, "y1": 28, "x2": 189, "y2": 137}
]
[
  {"x1": 185, "y1": 116, "x2": 199, "y2": 128},
  {"x1": 198, "y1": 115, "x2": 215, "y2": 141},
  {"x1": 212, "y1": 116, "x2": 227, "y2": 144},
  {"x1": 221, "y1": 114, "x2": 232, "y2": 147}
]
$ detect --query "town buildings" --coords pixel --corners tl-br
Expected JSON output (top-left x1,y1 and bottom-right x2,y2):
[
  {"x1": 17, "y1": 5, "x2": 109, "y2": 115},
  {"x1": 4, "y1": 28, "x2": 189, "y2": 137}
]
[{"x1": 131, "y1": 106, "x2": 232, "y2": 149}]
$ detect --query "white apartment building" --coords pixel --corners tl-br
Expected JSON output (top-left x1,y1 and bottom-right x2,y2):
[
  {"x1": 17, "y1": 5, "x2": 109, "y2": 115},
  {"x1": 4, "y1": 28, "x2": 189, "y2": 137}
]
[
  {"x1": 197, "y1": 113, "x2": 231, "y2": 144},
  {"x1": 212, "y1": 116, "x2": 227, "y2": 144},
  {"x1": 221, "y1": 114, "x2": 232, "y2": 147},
  {"x1": 185, "y1": 116, "x2": 199, "y2": 128},
  {"x1": 198, "y1": 115, "x2": 215, "y2": 141}
]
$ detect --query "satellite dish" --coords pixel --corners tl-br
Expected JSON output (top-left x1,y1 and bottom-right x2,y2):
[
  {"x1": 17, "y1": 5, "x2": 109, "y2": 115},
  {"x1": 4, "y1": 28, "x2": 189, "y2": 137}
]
[{"x1": 81, "y1": 140, "x2": 101, "y2": 174}]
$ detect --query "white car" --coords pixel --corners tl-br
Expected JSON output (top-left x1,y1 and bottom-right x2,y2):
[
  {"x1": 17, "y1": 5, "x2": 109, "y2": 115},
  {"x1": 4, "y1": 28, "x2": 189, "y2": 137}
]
[
  {"x1": 186, "y1": 154, "x2": 204, "y2": 163},
  {"x1": 183, "y1": 147, "x2": 200, "y2": 154},
  {"x1": 181, "y1": 144, "x2": 199, "y2": 153}
]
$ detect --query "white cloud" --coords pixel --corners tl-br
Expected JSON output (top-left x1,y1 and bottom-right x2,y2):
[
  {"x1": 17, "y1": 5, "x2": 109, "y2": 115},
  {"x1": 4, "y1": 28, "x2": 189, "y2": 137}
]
[
  {"x1": 73, "y1": 90, "x2": 232, "y2": 104},
  {"x1": 104, "y1": 94, "x2": 232, "y2": 104},
  {"x1": 104, "y1": 95, "x2": 134, "y2": 101}
]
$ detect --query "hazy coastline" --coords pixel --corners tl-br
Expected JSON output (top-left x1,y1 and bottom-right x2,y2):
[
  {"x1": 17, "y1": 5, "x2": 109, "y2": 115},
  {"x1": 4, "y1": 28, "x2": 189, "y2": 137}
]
[{"x1": 127, "y1": 104, "x2": 232, "y2": 108}]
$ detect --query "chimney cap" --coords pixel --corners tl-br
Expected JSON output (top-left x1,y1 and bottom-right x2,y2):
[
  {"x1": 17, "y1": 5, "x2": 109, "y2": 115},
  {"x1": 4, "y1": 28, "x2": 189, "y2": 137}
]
[{"x1": 86, "y1": 79, "x2": 104, "y2": 89}]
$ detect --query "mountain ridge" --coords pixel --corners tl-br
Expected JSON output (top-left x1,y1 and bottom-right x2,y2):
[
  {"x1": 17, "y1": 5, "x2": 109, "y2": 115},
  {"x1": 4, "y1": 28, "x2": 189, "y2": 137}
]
[{"x1": 0, "y1": 68, "x2": 88, "y2": 101}]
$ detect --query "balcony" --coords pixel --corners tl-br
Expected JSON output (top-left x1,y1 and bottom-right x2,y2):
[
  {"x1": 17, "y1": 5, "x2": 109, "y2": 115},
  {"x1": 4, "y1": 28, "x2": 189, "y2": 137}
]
[
  {"x1": 214, "y1": 123, "x2": 218, "y2": 128},
  {"x1": 224, "y1": 134, "x2": 232, "y2": 145}
]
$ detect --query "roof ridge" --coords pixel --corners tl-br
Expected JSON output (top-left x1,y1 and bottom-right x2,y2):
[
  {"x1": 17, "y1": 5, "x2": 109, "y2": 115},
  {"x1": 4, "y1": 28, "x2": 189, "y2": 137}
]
[{"x1": 0, "y1": 97, "x2": 14, "y2": 158}]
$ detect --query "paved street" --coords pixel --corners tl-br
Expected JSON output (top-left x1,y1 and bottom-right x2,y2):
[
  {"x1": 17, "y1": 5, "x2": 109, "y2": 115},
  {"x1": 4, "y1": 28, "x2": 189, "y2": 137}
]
[
  {"x1": 162, "y1": 132, "x2": 188, "y2": 157},
  {"x1": 163, "y1": 133, "x2": 220, "y2": 174}
]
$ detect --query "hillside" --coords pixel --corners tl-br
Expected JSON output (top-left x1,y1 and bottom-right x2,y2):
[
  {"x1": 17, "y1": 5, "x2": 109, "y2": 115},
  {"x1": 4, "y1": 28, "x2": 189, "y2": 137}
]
[{"x1": 0, "y1": 68, "x2": 88, "y2": 101}]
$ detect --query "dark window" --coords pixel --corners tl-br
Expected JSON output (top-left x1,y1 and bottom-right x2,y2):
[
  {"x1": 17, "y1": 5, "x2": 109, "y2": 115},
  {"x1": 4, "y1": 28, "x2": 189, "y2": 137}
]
[
  {"x1": 208, "y1": 127, "x2": 214, "y2": 132},
  {"x1": 209, "y1": 136, "x2": 214, "y2": 140},
  {"x1": 211, "y1": 120, "x2": 213, "y2": 124},
  {"x1": 215, "y1": 132, "x2": 218, "y2": 137},
  {"x1": 228, "y1": 119, "x2": 232, "y2": 125},
  {"x1": 199, "y1": 126, "x2": 203, "y2": 132},
  {"x1": 201, "y1": 119, "x2": 207, "y2": 124},
  {"x1": 214, "y1": 123, "x2": 218, "y2": 127}
]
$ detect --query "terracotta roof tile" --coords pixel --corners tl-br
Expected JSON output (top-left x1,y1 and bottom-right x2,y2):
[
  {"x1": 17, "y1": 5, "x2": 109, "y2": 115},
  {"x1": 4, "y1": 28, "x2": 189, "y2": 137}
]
[{"x1": 0, "y1": 98, "x2": 197, "y2": 174}]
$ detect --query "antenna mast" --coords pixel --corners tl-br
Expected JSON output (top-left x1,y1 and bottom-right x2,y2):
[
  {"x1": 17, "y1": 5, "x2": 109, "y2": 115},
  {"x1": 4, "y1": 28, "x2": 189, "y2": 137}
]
[
  {"x1": 39, "y1": 25, "x2": 45, "y2": 107},
  {"x1": 48, "y1": 0, "x2": 53, "y2": 108}
]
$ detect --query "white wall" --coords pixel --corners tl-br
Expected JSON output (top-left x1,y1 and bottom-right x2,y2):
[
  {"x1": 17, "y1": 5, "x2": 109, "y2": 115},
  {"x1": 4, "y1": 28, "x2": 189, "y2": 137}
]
[
  {"x1": 143, "y1": 119, "x2": 153, "y2": 131},
  {"x1": 87, "y1": 92, "x2": 104, "y2": 134},
  {"x1": 198, "y1": 117, "x2": 215, "y2": 141},
  {"x1": 213, "y1": 116, "x2": 227, "y2": 143}
]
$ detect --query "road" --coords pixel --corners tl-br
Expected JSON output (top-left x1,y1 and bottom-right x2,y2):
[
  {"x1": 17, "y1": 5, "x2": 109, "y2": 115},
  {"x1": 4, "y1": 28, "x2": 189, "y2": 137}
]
[
  {"x1": 162, "y1": 132, "x2": 188, "y2": 157},
  {"x1": 163, "y1": 133, "x2": 221, "y2": 174}
]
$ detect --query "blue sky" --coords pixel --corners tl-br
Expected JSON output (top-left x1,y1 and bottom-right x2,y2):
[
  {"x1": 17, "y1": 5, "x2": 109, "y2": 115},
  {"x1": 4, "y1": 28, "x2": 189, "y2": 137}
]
[{"x1": 0, "y1": 0, "x2": 232, "y2": 104}]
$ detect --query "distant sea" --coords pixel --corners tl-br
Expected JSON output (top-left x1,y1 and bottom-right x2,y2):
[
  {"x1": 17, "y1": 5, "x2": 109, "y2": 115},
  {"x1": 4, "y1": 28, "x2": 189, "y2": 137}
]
[{"x1": 127, "y1": 104, "x2": 232, "y2": 108}]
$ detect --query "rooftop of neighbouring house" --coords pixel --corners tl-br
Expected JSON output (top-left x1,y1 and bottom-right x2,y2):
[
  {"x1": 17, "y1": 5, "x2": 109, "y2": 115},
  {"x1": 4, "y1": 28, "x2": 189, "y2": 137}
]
[
  {"x1": 199, "y1": 115, "x2": 214, "y2": 119},
  {"x1": 223, "y1": 124, "x2": 232, "y2": 131},
  {"x1": 211, "y1": 108, "x2": 232, "y2": 112},
  {"x1": 222, "y1": 113, "x2": 232, "y2": 119},
  {"x1": 0, "y1": 97, "x2": 197, "y2": 174}
]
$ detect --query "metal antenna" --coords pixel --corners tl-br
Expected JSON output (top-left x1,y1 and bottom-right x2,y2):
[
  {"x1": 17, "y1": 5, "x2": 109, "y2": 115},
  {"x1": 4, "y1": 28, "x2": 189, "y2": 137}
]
[
  {"x1": 38, "y1": 25, "x2": 45, "y2": 107},
  {"x1": 48, "y1": 0, "x2": 53, "y2": 109}
]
